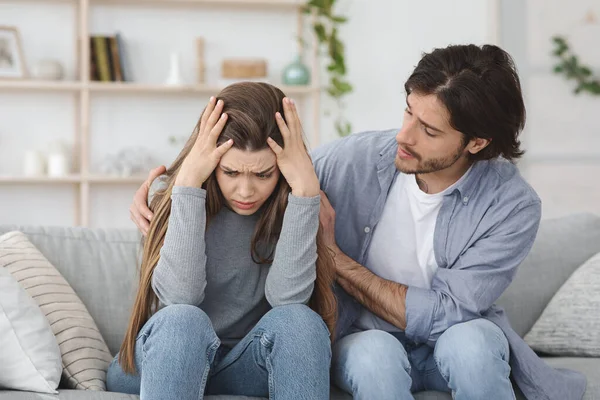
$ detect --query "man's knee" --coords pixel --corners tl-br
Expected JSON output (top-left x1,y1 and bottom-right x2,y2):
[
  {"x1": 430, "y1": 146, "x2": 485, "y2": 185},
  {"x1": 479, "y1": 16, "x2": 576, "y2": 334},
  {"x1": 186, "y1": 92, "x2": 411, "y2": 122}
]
[
  {"x1": 333, "y1": 330, "x2": 410, "y2": 378},
  {"x1": 434, "y1": 318, "x2": 509, "y2": 373}
]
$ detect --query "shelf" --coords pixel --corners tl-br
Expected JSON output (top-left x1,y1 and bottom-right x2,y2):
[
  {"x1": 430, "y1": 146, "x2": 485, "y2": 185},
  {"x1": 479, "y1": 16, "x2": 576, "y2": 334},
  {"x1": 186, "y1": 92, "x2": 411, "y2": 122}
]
[
  {"x1": 86, "y1": 175, "x2": 147, "y2": 183},
  {"x1": 0, "y1": 175, "x2": 82, "y2": 184},
  {"x1": 0, "y1": 175, "x2": 146, "y2": 184},
  {"x1": 88, "y1": 82, "x2": 319, "y2": 95},
  {"x1": 0, "y1": 80, "x2": 82, "y2": 92},
  {"x1": 0, "y1": 81, "x2": 318, "y2": 95},
  {"x1": 91, "y1": 0, "x2": 304, "y2": 8},
  {"x1": 0, "y1": 0, "x2": 302, "y2": 5}
]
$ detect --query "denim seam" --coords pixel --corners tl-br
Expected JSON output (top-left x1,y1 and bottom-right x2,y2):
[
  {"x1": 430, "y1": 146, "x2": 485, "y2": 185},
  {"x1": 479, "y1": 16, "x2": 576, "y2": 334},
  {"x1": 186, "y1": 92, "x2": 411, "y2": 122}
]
[
  {"x1": 432, "y1": 354, "x2": 451, "y2": 387},
  {"x1": 257, "y1": 331, "x2": 275, "y2": 399},
  {"x1": 199, "y1": 337, "x2": 221, "y2": 398},
  {"x1": 210, "y1": 332, "x2": 266, "y2": 376}
]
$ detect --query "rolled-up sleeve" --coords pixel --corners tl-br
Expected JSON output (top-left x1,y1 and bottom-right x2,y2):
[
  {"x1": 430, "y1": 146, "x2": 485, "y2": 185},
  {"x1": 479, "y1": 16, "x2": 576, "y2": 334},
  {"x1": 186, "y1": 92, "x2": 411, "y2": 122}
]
[{"x1": 405, "y1": 201, "x2": 542, "y2": 345}]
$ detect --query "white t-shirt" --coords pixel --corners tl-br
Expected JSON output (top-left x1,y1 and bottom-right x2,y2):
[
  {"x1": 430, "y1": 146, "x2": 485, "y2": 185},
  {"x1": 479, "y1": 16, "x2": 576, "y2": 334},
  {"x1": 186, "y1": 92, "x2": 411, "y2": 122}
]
[{"x1": 355, "y1": 168, "x2": 472, "y2": 332}]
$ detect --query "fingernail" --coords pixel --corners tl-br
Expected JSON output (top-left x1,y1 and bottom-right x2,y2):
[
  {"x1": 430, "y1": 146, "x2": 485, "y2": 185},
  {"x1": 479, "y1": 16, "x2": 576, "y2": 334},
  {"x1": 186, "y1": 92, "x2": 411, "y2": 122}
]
[
  {"x1": 290, "y1": 98, "x2": 295, "y2": 105},
  {"x1": 275, "y1": 112, "x2": 281, "y2": 119},
  {"x1": 210, "y1": 96, "x2": 215, "y2": 102},
  {"x1": 217, "y1": 99, "x2": 223, "y2": 106},
  {"x1": 148, "y1": 214, "x2": 152, "y2": 219},
  {"x1": 221, "y1": 113, "x2": 227, "y2": 119}
]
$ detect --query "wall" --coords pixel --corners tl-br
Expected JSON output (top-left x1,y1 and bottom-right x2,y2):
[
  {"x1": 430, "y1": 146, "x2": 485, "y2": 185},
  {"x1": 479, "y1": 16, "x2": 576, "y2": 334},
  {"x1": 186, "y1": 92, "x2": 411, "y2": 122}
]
[
  {"x1": 511, "y1": 0, "x2": 600, "y2": 219},
  {"x1": 0, "y1": 0, "x2": 494, "y2": 228}
]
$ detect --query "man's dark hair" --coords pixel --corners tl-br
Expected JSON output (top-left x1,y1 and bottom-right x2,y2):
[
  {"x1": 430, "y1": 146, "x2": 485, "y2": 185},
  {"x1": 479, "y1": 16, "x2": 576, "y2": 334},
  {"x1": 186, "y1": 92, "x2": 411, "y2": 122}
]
[{"x1": 404, "y1": 44, "x2": 526, "y2": 161}]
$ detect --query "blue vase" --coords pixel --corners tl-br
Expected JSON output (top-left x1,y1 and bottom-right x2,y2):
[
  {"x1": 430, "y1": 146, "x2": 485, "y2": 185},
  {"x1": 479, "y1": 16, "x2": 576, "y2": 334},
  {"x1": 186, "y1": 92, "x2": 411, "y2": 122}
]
[{"x1": 282, "y1": 55, "x2": 310, "y2": 86}]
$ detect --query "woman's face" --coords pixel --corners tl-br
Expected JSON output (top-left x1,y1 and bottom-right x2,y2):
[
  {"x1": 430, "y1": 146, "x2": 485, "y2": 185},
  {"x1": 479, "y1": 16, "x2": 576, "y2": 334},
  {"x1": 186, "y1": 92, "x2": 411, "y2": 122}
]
[{"x1": 215, "y1": 147, "x2": 281, "y2": 215}]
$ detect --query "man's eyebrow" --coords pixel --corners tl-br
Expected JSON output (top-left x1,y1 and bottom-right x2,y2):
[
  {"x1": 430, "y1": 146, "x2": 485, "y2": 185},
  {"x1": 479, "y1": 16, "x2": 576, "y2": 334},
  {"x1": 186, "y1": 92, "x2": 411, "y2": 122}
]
[{"x1": 406, "y1": 98, "x2": 445, "y2": 133}]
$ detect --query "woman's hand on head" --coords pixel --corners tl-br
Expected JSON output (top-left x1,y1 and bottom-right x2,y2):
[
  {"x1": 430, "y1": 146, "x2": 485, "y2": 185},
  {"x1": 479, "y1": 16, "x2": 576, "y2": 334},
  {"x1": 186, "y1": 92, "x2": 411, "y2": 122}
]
[
  {"x1": 175, "y1": 97, "x2": 234, "y2": 188},
  {"x1": 268, "y1": 97, "x2": 320, "y2": 198}
]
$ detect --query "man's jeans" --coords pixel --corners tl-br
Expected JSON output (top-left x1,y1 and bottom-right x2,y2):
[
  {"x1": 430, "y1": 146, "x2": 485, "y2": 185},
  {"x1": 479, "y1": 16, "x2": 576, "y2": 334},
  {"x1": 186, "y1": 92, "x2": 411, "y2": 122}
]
[
  {"x1": 107, "y1": 303, "x2": 331, "y2": 400},
  {"x1": 332, "y1": 318, "x2": 515, "y2": 400}
]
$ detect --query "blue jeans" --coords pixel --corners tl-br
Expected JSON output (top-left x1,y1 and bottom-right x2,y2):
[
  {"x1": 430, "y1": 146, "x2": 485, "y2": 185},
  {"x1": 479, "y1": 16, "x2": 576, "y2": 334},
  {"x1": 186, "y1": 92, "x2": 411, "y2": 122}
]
[
  {"x1": 332, "y1": 318, "x2": 515, "y2": 400},
  {"x1": 107, "y1": 304, "x2": 331, "y2": 400}
]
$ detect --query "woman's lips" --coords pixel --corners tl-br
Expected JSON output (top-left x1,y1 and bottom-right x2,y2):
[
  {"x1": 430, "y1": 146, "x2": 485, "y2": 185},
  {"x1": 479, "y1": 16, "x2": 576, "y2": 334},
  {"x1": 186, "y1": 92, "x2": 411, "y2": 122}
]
[{"x1": 232, "y1": 200, "x2": 256, "y2": 210}]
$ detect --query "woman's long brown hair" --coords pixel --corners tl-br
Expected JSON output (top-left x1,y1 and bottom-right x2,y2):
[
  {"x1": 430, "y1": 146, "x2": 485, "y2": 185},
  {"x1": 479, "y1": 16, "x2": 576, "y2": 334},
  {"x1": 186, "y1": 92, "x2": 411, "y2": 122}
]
[{"x1": 118, "y1": 82, "x2": 337, "y2": 374}]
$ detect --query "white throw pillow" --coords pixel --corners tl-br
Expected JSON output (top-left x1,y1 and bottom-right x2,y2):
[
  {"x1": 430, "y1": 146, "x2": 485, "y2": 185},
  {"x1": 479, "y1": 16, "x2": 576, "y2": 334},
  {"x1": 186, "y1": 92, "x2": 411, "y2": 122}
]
[
  {"x1": 525, "y1": 251, "x2": 600, "y2": 356},
  {"x1": 0, "y1": 231, "x2": 113, "y2": 391},
  {"x1": 0, "y1": 267, "x2": 62, "y2": 393}
]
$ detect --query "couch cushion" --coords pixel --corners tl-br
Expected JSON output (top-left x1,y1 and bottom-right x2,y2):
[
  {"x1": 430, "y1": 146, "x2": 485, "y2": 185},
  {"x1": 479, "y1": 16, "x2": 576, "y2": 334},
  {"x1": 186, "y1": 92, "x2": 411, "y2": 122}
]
[
  {"x1": 0, "y1": 226, "x2": 141, "y2": 356},
  {"x1": 0, "y1": 231, "x2": 114, "y2": 390},
  {"x1": 542, "y1": 357, "x2": 600, "y2": 400},
  {"x1": 0, "y1": 390, "x2": 344, "y2": 400},
  {"x1": 525, "y1": 251, "x2": 600, "y2": 356},
  {"x1": 0, "y1": 267, "x2": 62, "y2": 394},
  {"x1": 496, "y1": 213, "x2": 600, "y2": 337}
]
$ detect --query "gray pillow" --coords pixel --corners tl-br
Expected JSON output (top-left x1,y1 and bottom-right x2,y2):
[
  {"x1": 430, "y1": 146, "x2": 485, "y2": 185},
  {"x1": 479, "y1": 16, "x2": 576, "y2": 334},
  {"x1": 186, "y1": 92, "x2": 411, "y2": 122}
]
[{"x1": 525, "y1": 251, "x2": 600, "y2": 356}]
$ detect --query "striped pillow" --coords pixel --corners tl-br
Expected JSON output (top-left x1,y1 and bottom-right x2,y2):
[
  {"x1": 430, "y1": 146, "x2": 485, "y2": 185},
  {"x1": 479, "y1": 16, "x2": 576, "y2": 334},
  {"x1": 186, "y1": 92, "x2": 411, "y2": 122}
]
[{"x1": 0, "y1": 231, "x2": 113, "y2": 391}]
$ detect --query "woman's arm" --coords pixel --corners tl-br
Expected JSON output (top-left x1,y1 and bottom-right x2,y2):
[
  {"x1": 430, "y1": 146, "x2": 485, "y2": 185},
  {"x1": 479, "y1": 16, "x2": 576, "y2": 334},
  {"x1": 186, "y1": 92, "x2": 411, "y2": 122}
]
[
  {"x1": 152, "y1": 96, "x2": 234, "y2": 306},
  {"x1": 151, "y1": 187, "x2": 209, "y2": 306},
  {"x1": 265, "y1": 193, "x2": 320, "y2": 306}
]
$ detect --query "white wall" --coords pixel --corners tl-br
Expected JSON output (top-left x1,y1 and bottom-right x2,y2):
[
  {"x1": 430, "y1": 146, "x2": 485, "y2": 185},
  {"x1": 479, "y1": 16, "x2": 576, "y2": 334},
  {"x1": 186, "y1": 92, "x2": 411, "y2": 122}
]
[
  {"x1": 515, "y1": 0, "x2": 600, "y2": 219},
  {"x1": 0, "y1": 0, "x2": 494, "y2": 228}
]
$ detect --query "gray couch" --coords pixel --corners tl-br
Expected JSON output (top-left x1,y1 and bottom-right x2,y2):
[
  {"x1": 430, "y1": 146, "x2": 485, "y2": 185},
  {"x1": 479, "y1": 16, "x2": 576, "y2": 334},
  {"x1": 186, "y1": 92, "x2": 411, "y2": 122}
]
[{"x1": 1, "y1": 213, "x2": 600, "y2": 400}]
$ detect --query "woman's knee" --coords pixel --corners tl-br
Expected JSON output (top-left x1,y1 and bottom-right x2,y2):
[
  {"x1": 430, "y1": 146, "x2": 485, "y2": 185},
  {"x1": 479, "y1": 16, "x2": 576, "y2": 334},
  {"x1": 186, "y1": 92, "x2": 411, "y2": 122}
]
[
  {"x1": 143, "y1": 304, "x2": 218, "y2": 350},
  {"x1": 261, "y1": 304, "x2": 331, "y2": 356}
]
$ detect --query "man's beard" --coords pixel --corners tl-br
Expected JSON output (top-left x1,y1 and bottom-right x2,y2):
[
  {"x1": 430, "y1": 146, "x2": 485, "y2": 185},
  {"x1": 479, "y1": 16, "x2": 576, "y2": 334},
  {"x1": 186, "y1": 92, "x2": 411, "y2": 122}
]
[{"x1": 395, "y1": 141, "x2": 468, "y2": 175}]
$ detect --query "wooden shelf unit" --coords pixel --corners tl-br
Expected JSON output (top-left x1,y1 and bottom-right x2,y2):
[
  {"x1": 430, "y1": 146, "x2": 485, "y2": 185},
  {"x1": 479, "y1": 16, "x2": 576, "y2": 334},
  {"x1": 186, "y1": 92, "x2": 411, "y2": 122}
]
[{"x1": 1, "y1": 0, "x2": 320, "y2": 227}]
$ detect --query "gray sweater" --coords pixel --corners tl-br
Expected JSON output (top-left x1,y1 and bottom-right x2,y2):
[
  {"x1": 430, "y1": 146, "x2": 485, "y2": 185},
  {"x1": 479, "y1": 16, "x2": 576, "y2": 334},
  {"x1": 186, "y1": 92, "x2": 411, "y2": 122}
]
[{"x1": 151, "y1": 185, "x2": 320, "y2": 347}]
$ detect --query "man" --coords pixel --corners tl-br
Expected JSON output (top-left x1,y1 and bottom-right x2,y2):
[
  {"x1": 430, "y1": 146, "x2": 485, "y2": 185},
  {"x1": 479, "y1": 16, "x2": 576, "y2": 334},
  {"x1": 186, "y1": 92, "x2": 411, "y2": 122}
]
[{"x1": 130, "y1": 44, "x2": 586, "y2": 399}]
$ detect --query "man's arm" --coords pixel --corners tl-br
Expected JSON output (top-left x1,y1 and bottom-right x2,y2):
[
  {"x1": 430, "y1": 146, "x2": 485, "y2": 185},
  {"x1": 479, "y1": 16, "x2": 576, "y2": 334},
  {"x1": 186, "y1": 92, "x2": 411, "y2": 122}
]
[
  {"x1": 320, "y1": 190, "x2": 542, "y2": 345},
  {"x1": 334, "y1": 250, "x2": 408, "y2": 329}
]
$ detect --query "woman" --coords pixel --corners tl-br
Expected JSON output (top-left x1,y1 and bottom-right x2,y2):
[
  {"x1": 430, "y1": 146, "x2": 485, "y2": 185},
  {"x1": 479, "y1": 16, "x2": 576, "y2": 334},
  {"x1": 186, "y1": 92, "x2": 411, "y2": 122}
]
[{"x1": 107, "y1": 82, "x2": 336, "y2": 400}]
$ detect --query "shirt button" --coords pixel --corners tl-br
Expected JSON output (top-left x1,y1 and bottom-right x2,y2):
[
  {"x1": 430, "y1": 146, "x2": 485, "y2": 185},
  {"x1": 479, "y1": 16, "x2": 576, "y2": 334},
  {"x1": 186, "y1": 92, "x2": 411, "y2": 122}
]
[
  {"x1": 364, "y1": 227, "x2": 371, "y2": 233},
  {"x1": 463, "y1": 196, "x2": 469, "y2": 204}
]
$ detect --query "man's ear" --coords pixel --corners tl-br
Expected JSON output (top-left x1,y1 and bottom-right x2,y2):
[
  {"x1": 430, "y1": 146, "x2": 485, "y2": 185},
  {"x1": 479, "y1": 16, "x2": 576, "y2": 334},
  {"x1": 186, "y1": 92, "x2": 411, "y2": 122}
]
[{"x1": 467, "y1": 137, "x2": 491, "y2": 155}]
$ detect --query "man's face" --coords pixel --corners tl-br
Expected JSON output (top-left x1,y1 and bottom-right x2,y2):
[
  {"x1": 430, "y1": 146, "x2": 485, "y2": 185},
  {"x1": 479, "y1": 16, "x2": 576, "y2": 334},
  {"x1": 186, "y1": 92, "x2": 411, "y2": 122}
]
[{"x1": 395, "y1": 93, "x2": 470, "y2": 175}]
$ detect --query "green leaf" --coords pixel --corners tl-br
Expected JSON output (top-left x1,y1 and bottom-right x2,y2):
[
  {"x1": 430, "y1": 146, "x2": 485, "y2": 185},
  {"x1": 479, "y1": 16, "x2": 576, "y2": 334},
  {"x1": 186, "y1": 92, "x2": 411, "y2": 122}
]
[
  {"x1": 335, "y1": 119, "x2": 352, "y2": 136},
  {"x1": 313, "y1": 23, "x2": 327, "y2": 42},
  {"x1": 552, "y1": 36, "x2": 567, "y2": 46},
  {"x1": 553, "y1": 47, "x2": 567, "y2": 56},
  {"x1": 580, "y1": 66, "x2": 592, "y2": 76},
  {"x1": 331, "y1": 16, "x2": 348, "y2": 23},
  {"x1": 553, "y1": 65, "x2": 564, "y2": 73},
  {"x1": 307, "y1": 0, "x2": 325, "y2": 7},
  {"x1": 332, "y1": 77, "x2": 352, "y2": 94},
  {"x1": 327, "y1": 86, "x2": 341, "y2": 98}
]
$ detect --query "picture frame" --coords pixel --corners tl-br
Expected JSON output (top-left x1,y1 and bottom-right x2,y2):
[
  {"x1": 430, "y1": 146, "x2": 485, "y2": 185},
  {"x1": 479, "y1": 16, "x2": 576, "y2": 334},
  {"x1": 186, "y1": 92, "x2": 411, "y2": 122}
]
[{"x1": 0, "y1": 26, "x2": 27, "y2": 79}]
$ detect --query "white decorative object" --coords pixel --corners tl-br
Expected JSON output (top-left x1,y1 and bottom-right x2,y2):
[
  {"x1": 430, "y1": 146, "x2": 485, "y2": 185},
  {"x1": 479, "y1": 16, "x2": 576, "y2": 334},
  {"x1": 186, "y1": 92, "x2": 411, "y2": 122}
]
[
  {"x1": 47, "y1": 154, "x2": 69, "y2": 177},
  {"x1": 23, "y1": 150, "x2": 45, "y2": 176},
  {"x1": 32, "y1": 59, "x2": 64, "y2": 81},
  {"x1": 0, "y1": 267, "x2": 62, "y2": 394},
  {"x1": 98, "y1": 147, "x2": 158, "y2": 177},
  {"x1": 46, "y1": 141, "x2": 70, "y2": 177},
  {"x1": 165, "y1": 52, "x2": 184, "y2": 85}
]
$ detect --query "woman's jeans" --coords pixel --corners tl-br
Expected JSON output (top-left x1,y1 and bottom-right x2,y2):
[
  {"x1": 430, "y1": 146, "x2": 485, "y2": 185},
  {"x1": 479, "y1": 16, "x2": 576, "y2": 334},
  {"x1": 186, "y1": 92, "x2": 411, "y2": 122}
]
[{"x1": 107, "y1": 304, "x2": 331, "y2": 400}]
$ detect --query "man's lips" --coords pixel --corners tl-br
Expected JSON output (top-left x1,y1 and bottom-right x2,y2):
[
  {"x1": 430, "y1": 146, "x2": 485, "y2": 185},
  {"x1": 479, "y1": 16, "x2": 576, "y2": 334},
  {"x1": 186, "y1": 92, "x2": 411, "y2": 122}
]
[{"x1": 397, "y1": 146, "x2": 415, "y2": 159}]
